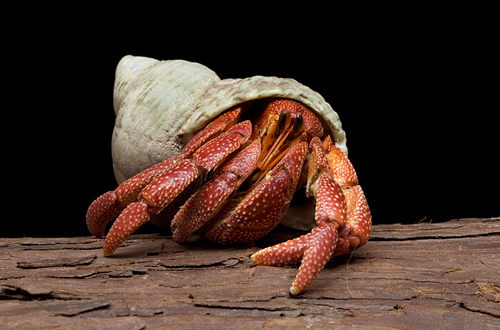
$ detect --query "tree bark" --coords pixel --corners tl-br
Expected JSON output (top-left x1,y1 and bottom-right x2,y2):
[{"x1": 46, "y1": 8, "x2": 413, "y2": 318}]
[{"x1": 1, "y1": 218, "x2": 499, "y2": 329}]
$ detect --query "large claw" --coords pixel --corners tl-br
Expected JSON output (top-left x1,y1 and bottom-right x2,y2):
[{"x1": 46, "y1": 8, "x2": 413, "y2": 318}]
[
  {"x1": 203, "y1": 142, "x2": 308, "y2": 244},
  {"x1": 171, "y1": 140, "x2": 261, "y2": 243}
]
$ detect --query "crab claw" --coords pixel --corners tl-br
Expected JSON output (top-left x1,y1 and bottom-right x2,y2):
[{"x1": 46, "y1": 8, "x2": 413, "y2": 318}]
[
  {"x1": 332, "y1": 185, "x2": 371, "y2": 256},
  {"x1": 203, "y1": 142, "x2": 308, "y2": 244},
  {"x1": 171, "y1": 140, "x2": 261, "y2": 243}
]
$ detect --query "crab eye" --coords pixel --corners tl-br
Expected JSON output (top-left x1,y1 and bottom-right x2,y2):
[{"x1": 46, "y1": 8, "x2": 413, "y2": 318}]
[
  {"x1": 278, "y1": 111, "x2": 287, "y2": 131},
  {"x1": 293, "y1": 114, "x2": 303, "y2": 132}
]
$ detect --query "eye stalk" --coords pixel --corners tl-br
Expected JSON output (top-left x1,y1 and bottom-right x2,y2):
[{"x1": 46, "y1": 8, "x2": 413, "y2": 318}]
[
  {"x1": 293, "y1": 114, "x2": 303, "y2": 133},
  {"x1": 252, "y1": 100, "x2": 320, "y2": 185},
  {"x1": 278, "y1": 111, "x2": 287, "y2": 131},
  {"x1": 277, "y1": 111, "x2": 303, "y2": 134}
]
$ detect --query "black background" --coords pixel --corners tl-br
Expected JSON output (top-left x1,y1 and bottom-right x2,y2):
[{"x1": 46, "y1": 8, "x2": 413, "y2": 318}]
[{"x1": 9, "y1": 10, "x2": 498, "y2": 238}]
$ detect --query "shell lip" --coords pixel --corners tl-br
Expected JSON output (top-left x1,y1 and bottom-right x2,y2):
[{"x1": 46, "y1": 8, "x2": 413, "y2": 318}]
[{"x1": 180, "y1": 75, "x2": 348, "y2": 155}]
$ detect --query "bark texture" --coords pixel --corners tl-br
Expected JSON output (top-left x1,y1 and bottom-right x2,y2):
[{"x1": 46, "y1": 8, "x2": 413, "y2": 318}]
[{"x1": 1, "y1": 218, "x2": 499, "y2": 329}]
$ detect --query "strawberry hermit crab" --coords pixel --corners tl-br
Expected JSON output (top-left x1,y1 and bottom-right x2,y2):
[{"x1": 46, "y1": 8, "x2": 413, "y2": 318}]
[{"x1": 87, "y1": 56, "x2": 371, "y2": 295}]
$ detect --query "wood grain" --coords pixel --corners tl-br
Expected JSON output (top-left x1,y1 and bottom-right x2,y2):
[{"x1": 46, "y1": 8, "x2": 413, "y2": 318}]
[{"x1": 1, "y1": 218, "x2": 499, "y2": 329}]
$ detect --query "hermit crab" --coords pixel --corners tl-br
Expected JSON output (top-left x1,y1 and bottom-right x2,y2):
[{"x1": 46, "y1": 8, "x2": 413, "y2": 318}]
[{"x1": 87, "y1": 55, "x2": 371, "y2": 295}]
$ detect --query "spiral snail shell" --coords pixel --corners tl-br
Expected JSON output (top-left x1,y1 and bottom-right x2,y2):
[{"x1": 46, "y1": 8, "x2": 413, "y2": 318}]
[{"x1": 111, "y1": 55, "x2": 348, "y2": 230}]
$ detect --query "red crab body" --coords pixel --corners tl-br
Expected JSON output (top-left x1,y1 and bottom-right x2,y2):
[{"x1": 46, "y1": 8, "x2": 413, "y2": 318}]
[{"x1": 87, "y1": 99, "x2": 371, "y2": 295}]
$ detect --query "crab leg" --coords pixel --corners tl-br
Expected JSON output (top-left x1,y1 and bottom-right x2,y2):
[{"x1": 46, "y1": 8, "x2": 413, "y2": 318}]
[
  {"x1": 86, "y1": 156, "x2": 181, "y2": 238},
  {"x1": 332, "y1": 185, "x2": 371, "y2": 256},
  {"x1": 203, "y1": 142, "x2": 308, "y2": 244},
  {"x1": 102, "y1": 120, "x2": 253, "y2": 255},
  {"x1": 86, "y1": 108, "x2": 242, "y2": 239},
  {"x1": 251, "y1": 184, "x2": 371, "y2": 291},
  {"x1": 251, "y1": 174, "x2": 347, "y2": 295},
  {"x1": 322, "y1": 135, "x2": 371, "y2": 255},
  {"x1": 171, "y1": 140, "x2": 261, "y2": 243},
  {"x1": 252, "y1": 137, "x2": 370, "y2": 295}
]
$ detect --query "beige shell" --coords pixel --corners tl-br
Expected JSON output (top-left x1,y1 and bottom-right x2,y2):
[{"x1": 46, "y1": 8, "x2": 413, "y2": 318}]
[
  {"x1": 112, "y1": 56, "x2": 220, "y2": 184},
  {"x1": 179, "y1": 76, "x2": 347, "y2": 155},
  {"x1": 112, "y1": 55, "x2": 348, "y2": 230}
]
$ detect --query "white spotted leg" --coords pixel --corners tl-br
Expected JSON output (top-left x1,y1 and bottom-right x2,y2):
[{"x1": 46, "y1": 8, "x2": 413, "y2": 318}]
[
  {"x1": 101, "y1": 120, "x2": 253, "y2": 255},
  {"x1": 201, "y1": 142, "x2": 308, "y2": 244},
  {"x1": 252, "y1": 137, "x2": 371, "y2": 295}
]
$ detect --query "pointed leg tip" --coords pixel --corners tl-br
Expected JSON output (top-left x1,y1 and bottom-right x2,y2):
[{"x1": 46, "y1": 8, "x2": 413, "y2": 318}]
[
  {"x1": 91, "y1": 232, "x2": 104, "y2": 239},
  {"x1": 100, "y1": 202, "x2": 151, "y2": 256},
  {"x1": 250, "y1": 251, "x2": 264, "y2": 266},
  {"x1": 289, "y1": 286, "x2": 302, "y2": 296},
  {"x1": 86, "y1": 190, "x2": 122, "y2": 238},
  {"x1": 102, "y1": 235, "x2": 121, "y2": 256},
  {"x1": 250, "y1": 252, "x2": 264, "y2": 265},
  {"x1": 102, "y1": 250, "x2": 113, "y2": 257},
  {"x1": 250, "y1": 253, "x2": 270, "y2": 266}
]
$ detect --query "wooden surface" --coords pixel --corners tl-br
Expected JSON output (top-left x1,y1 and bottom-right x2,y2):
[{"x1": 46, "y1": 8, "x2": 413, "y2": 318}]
[{"x1": 1, "y1": 218, "x2": 499, "y2": 329}]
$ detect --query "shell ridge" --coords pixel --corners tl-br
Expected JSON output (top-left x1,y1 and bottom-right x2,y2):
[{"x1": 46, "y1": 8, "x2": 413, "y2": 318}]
[
  {"x1": 111, "y1": 56, "x2": 350, "y2": 230},
  {"x1": 112, "y1": 56, "x2": 220, "y2": 183},
  {"x1": 181, "y1": 75, "x2": 347, "y2": 155},
  {"x1": 113, "y1": 56, "x2": 347, "y2": 187}
]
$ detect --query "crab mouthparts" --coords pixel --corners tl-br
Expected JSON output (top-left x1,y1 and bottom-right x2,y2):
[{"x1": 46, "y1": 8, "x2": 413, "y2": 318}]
[{"x1": 253, "y1": 111, "x2": 305, "y2": 184}]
